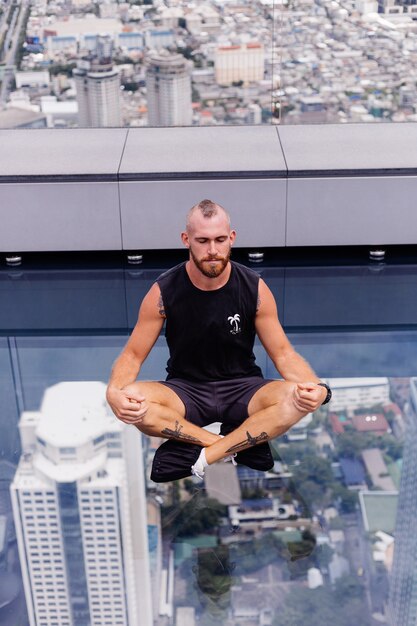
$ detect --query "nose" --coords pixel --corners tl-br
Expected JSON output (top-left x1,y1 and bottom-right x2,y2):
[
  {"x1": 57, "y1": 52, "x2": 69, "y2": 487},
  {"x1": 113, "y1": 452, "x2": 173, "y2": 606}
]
[{"x1": 208, "y1": 240, "x2": 217, "y2": 256}]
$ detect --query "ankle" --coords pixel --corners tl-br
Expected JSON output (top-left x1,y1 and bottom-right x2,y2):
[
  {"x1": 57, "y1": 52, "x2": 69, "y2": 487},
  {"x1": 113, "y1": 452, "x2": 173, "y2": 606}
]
[
  {"x1": 205, "y1": 447, "x2": 216, "y2": 465},
  {"x1": 191, "y1": 448, "x2": 208, "y2": 480}
]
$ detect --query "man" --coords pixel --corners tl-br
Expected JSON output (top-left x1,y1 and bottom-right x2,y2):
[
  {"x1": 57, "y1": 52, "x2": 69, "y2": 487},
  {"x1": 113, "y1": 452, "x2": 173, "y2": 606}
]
[{"x1": 106, "y1": 199, "x2": 331, "y2": 482}]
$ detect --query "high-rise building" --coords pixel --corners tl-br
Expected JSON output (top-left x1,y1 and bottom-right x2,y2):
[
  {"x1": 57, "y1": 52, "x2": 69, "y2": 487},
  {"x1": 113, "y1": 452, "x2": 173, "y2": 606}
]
[
  {"x1": 388, "y1": 378, "x2": 417, "y2": 626},
  {"x1": 215, "y1": 43, "x2": 265, "y2": 86},
  {"x1": 10, "y1": 381, "x2": 154, "y2": 626},
  {"x1": 326, "y1": 377, "x2": 390, "y2": 412},
  {"x1": 73, "y1": 35, "x2": 121, "y2": 127},
  {"x1": 145, "y1": 52, "x2": 193, "y2": 126},
  {"x1": 247, "y1": 103, "x2": 262, "y2": 124}
]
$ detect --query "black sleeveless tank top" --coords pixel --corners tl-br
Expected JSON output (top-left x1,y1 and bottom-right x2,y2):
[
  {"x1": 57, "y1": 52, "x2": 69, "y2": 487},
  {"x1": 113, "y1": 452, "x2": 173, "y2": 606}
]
[{"x1": 157, "y1": 261, "x2": 263, "y2": 381}]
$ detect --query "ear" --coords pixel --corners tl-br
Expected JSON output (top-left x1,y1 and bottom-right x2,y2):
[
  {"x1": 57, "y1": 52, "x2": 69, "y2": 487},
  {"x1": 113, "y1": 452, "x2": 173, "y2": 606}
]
[
  {"x1": 181, "y1": 231, "x2": 190, "y2": 248},
  {"x1": 230, "y1": 230, "x2": 236, "y2": 245}
]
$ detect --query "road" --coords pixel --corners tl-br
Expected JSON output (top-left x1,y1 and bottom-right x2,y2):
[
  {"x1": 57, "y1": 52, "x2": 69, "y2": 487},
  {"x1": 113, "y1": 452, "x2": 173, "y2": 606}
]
[{"x1": 0, "y1": 0, "x2": 29, "y2": 105}]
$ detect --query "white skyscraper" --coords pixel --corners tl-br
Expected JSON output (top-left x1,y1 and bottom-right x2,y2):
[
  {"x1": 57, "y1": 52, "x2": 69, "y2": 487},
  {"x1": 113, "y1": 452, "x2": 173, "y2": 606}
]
[
  {"x1": 74, "y1": 35, "x2": 122, "y2": 127},
  {"x1": 10, "y1": 381, "x2": 154, "y2": 626},
  {"x1": 215, "y1": 43, "x2": 265, "y2": 86},
  {"x1": 388, "y1": 377, "x2": 417, "y2": 626},
  {"x1": 146, "y1": 52, "x2": 193, "y2": 126}
]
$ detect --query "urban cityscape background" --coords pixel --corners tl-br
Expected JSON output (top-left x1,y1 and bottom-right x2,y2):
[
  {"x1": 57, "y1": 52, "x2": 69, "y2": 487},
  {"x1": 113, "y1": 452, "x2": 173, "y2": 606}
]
[
  {"x1": 1, "y1": 0, "x2": 417, "y2": 624},
  {"x1": 0, "y1": 0, "x2": 417, "y2": 128},
  {"x1": 1, "y1": 273, "x2": 416, "y2": 626}
]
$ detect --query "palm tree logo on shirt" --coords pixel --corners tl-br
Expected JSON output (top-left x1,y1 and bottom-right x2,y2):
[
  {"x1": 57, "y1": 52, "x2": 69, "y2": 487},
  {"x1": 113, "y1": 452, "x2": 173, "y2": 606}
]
[{"x1": 228, "y1": 314, "x2": 241, "y2": 334}]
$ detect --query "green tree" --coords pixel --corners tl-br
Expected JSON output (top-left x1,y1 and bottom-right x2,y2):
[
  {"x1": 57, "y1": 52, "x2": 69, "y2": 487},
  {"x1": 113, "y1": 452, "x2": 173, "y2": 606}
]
[
  {"x1": 277, "y1": 441, "x2": 320, "y2": 465},
  {"x1": 336, "y1": 430, "x2": 369, "y2": 458},
  {"x1": 293, "y1": 455, "x2": 333, "y2": 486},
  {"x1": 166, "y1": 497, "x2": 226, "y2": 538},
  {"x1": 194, "y1": 545, "x2": 234, "y2": 599},
  {"x1": 193, "y1": 546, "x2": 234, "y2": 625},
  {"x1": 291, "y1": 455, "x2": 335, "y2": 510},
  {"x1": 231, "y1": 533, "x2": 286, "y2": 574},
  {"x1": 272, "y1": 584, "x2": 371, "y2": 626},
  {"x1": 332, "y1": 484, "x2": 358, "y2": 513},
  {"x1": 380, "y1": 434, "x2": 403, "y2": 460}
]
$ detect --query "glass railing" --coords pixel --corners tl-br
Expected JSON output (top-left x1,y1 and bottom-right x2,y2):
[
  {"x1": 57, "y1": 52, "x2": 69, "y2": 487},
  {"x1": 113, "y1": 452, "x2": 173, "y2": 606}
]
[{"x1": 1, "y1": 251, "x2": 417, "y2": 625}]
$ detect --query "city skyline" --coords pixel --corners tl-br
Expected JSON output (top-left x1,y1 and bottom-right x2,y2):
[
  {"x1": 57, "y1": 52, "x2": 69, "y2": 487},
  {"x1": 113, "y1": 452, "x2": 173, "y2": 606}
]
[{"x1": 0, "y1": 0, "x2": 416, "y2": 128}]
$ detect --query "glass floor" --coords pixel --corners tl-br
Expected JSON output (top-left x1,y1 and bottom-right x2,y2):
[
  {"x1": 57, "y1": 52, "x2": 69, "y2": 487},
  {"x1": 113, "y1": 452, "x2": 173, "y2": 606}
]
[{"x1": 1, "y1": 249, "x2": 417, "y2": 626}]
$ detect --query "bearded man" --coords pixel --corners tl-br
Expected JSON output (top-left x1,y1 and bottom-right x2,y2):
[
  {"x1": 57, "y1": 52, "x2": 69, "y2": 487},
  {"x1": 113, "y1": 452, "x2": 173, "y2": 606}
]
[{"x1": 106, "y1": 199, "x2": 331, "y2": 481}]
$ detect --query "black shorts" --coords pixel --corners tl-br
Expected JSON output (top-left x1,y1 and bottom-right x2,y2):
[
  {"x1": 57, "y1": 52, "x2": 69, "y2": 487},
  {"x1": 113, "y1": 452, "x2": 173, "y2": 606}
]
[{"x1": 160, "y1": 376, "x2": 273, "y2": 430}]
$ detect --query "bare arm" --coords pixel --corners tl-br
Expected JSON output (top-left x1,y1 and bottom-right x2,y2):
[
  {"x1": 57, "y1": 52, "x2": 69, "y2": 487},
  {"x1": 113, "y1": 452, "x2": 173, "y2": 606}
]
[
  {"x1": 255, "y1": 279, "x2": 326, "y2": 410},
  {"x1": 106, "y1": 282, "x2": 165, "y2": 416}
]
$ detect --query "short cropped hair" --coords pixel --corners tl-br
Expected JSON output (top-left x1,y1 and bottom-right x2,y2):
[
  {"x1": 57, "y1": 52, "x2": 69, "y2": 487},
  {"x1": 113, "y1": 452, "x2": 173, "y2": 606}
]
[{"x1": 186, "y1": 199, "x2": 231, "y2": 232}]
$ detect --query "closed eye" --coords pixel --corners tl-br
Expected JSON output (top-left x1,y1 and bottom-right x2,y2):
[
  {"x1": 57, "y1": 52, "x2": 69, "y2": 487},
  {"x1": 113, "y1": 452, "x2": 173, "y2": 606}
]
[{"x1": 195, "y1": 237, "x2": 228, "y2": 243}]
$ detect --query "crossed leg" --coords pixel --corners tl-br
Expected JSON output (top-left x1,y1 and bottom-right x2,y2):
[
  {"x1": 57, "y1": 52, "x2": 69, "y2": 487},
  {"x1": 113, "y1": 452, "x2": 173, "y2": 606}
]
[
  {"x1": 204, "y1": 380, "x2": 309, "y2": 464},
  {"x1": 123, "y1": 381, "x2": 220, "y2": 447},
  {"x1": 123, "y1": 380, "x2": 309, "y2": 465}
]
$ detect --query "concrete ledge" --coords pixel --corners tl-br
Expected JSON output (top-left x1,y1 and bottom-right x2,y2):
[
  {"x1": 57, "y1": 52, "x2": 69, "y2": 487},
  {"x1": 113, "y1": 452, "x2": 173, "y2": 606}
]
[{"x1": 0, "y1": 125, "x2": 416, "y2": 251}]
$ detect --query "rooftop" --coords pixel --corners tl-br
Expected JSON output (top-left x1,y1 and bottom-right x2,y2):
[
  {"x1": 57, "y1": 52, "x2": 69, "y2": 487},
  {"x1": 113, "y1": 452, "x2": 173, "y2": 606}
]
[
  {"x1": 359, "y1": 490, "x2": 398, "y2": 533},
  {"x1": 37, "y1": 381, "x2": 114, "y2": 447},
  {"x1": 328, "y1": 377, "x2": 389, "y2": 389}
]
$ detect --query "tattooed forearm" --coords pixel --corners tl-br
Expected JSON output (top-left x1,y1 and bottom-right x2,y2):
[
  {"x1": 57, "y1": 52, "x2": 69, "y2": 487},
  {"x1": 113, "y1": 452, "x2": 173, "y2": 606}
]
[
  {"x1": 161, "y1": 420, "x2": 202, "y2": 444},
  {"x1": 158, "y1": 294, "x2": 166, "y2": 318},
  {"x1": 226, "y1": 430, "x2": 269, "y2": 454}
]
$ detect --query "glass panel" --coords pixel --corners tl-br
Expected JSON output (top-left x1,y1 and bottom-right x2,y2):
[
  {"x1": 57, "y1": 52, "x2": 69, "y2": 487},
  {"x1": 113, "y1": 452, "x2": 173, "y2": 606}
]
[{"x1": 0, "y1": 258, "x2": 415, "y2": 626}]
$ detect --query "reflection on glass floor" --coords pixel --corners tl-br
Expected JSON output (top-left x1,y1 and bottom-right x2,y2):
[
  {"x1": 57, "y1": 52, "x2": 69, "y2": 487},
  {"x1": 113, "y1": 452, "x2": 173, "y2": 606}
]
[{"x1": 1, "y1": 259, "x2": 417, "y2": 626}]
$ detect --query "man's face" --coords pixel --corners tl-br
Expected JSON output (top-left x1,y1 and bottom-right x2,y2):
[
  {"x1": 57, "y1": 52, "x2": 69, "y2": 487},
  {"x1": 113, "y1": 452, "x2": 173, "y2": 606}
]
[{"x1": 182, "y1": 211, "x2": 236, "y2": 279}]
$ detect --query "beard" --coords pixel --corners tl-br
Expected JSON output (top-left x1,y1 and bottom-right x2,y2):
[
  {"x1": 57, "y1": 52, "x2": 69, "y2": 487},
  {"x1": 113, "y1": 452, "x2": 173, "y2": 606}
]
[{"x1": 190, "y1": 245, "x2": 231, "y2": 278}]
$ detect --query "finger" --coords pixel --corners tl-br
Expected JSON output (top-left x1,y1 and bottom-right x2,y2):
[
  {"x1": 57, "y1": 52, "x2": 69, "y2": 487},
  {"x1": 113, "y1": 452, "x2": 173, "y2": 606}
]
[
  {"x1": 126, "y1": 395, "x2": 146, "y2": 404},
  {"x1": 303, "y1": 394, "x2": 323, "y2": 410},
  {"x1": 293, "y1": 399, "x2": 308, "y2": 413},
  {"x1": 124, "y1": 404, "x2": 148, "y2": 417},
  {"x1": 118, "y1": 406, "x2": 148, "y2": 420},
  {"x1": 297, "y1": 382, "x2": 318, "y2": 391},
  {"x1": 298, "y1": 395, "x2": 321, "y2": 407},
  {"x1": 298, "y1": 387, "x2": 325, "y2": 401},
  {"x1": 297, "y1": 390, "x2": 315, "y2": 399},
  {"x1": 293, "y1": 389, "x2": 315, "y2": 403},
  {"x1": 121, "y1": 399, "x2": 148, "y2": 411},
  {"x1": 292, "y1": 388, "x2": 315, "y2": 406},
  {"x1": 299, "y1": 394, "x2": 318, "y2": 406},
  {"x1": 117, "y1": 413, "x2": 147, "y2": 425}
]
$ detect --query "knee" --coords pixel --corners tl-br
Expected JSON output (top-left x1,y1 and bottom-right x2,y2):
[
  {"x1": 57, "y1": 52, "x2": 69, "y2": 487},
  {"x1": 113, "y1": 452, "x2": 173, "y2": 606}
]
[
  {"x1": 269, "y1": 384, "x2": 310, "y2": 428},
  {"x1": 135, "y1": 401, "x2": 160, "y2": 430},
  {"x1": 123, "y1": 382, "x2": 141, "y2": 396}
]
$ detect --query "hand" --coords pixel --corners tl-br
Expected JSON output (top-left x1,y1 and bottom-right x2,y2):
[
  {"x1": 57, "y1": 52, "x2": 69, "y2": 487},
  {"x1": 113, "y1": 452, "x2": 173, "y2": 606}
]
[
  {"x1": 292, "y1": 382, "x2": 327, "y2": 413},
  {"x1": 106, "y1": 385, "x2": 148, "y2": 425}
]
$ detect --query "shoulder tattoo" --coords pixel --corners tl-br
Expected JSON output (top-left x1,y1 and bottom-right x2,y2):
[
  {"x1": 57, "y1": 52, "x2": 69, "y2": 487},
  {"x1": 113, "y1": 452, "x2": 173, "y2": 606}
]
[
  {"x1": 158, "y1": 293, "x2": 166, "y2": 318},
  {"x1": 256, "y1": 294, "x2": 261, "y2": 312}
]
